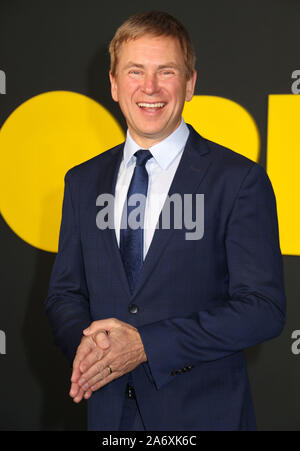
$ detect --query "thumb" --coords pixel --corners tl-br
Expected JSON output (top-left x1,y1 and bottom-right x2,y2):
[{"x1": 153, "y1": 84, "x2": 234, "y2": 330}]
[
  {"x1": 83, "y1": 326, "x2": 110, "y2": 349},
  {"x1": 95, "y1": 330, "x2": 110, "y2": 349},
  {"x1": 83, "y1": 318, "x2": 117, "y2": 336}
]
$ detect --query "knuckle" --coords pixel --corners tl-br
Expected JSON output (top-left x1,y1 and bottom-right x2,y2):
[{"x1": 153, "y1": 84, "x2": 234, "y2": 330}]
[
  {"x1": 96, "y1": 330, "x2": 106, "y2": 339},
  {"x1": 90, "y1": 321, "x2": 98, "y2": 331},
  {"x1": 96, "y1": 362, "x2": 103, "y2": 373}
]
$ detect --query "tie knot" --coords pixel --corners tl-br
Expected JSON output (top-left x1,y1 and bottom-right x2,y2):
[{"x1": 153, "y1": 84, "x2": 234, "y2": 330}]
[{"x1": 134, "y1": 149, "x2": 152, "y2": 167}]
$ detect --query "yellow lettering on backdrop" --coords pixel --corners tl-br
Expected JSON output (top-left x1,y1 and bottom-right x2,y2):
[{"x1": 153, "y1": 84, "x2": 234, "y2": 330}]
[
  {"x1": 0, "y1": 91, "x2": 125, "y2": 253},
  {"x1": 267, "y1": 94, "x2": 300, "y2": 256},
  {"x1": 183, "y1": 95, "x2": 260, "y2": 162},
  {"x1": 0, "y1": 92, "x2": 298, "y2": 255}
]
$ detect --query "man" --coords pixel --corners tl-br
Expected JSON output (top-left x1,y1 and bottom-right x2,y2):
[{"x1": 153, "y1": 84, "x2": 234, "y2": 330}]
[{"x1": 45, "y1": 11, "x2": 286, "y2": 431}]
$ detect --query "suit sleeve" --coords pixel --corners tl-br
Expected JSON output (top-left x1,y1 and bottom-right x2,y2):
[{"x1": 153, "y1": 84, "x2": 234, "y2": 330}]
[
  {"x1": 45, "y1": 170, "x2": 92, "y2": 365},
  {"x1": 138, "y1": 163, "x2": 286, "y2": 390}
]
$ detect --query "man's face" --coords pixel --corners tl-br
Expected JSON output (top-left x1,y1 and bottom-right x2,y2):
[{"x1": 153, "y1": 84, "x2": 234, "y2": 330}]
[{"x1": 110, "y1": 34, "x2": 197, "y2": 148}]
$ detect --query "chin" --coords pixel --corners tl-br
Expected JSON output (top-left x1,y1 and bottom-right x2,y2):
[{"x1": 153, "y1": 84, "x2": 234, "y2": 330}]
[{"x1": 138, "y1": 123, "x2": 167, "y2": 138}]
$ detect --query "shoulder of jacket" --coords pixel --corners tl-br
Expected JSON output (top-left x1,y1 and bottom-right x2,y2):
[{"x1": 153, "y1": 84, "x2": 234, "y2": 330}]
[{"x1": 64, "y1": 142, "x2": 124, "y2": 182}]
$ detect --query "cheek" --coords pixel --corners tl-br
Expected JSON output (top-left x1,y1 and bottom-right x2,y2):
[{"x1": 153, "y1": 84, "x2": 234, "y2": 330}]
[
  {"x1": 119, "y1": 83, "x2": 140, "y2": 105},
  {"x1": 169, "y1": 92, "x2": 186, "y2": 111},
  {"x1": 166, "y1": 81, "x2": 187, "y2": 104}
]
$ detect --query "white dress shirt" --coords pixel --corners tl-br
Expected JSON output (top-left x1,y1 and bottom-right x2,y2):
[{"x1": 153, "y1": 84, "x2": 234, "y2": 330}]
[{"x1": 114, "y1": 118, "x2": 190, "y2": 259}]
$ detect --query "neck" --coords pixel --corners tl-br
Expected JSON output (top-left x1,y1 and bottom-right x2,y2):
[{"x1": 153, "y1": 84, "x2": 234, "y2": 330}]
[{"x1": 128, "y1": 120, "x2": 182, "y2": 149}]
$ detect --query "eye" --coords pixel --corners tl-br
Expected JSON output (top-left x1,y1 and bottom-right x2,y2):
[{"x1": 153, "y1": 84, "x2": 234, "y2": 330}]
[
  {"x1": 128, "y1": 70, "x2": 143, "y2": 77},
  {"x1": 159, "y1": 70, "x2": 175, "y2": 78}
]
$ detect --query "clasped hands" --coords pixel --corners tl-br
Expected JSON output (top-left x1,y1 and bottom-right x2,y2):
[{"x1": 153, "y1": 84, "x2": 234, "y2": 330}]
[{"x1": 69, "y1": 318, "x2": 147, "y2": 403}]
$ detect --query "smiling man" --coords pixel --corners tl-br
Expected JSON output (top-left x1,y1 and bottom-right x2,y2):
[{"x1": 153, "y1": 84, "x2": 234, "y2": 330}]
[
  {"x1": 46, "y1": 11, "x2": 286, "y2": 431},
  {"x1": 109, "y1": 34, "x2": 196, "y2": 147}
]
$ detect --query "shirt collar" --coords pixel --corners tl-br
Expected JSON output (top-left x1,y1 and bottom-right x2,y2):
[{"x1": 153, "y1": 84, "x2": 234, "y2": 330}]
[{"x1": 123, "y1": 118, "x2": 190, "y2": 170}]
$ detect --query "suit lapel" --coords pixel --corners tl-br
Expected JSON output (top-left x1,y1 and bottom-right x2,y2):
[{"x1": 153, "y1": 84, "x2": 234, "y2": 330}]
[
  {"x1": 131, "y1": 126, "x2": 212, "y2": 300},
  {"x1": 95, "y1": 143, "x2": 132, "y2": 299}
]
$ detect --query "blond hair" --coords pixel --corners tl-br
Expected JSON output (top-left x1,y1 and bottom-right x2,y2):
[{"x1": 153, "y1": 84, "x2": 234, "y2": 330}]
[{"x1": 109, "y1": 11, "x2": 196, "y2": 79}]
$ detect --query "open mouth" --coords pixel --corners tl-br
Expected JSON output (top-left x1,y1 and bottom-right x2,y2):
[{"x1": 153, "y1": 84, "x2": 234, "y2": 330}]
[{"x1": 137, "y1": 102, "x2": 166, "y2": 110}]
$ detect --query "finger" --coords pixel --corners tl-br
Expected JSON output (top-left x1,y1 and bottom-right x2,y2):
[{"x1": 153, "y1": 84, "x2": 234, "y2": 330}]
[
  {"x1": 73, "y1": 340, "x2": 96, "y2": 368},
  {"x1": 72, "y1": 338, "x2": 96, "y2": 379},
  {"x1": 95, "y1": 330, "x2": 110, "y2": 349},
  {"x1": 79, "y1": 346, "x2": 104, "y2": 373},
  {"x1": 84, "y1": 365, "x2": 114, "y2": 391},
  {"x1": 71, "y1": 366, "x2": 82, "y2": 383},
  {"x1": 83, "y1": 389, "x2": 93, "y2": 400},
  {"x1": 90, "y1": 371, "x2": 117, "y2": 392},
  {"x1": 70, "y1": 381, "x2": 81, "y2": 399},
  {"x1": 73, "y1": 386, "x2": 86, "y2": 403},
  {"x1": 70, "y1": 383, "x2": 93, "y2": 402},
  {"x1": 83, "y1": 318, "x2": 119, "y2": 336},
  {"x1": 78, "y1": 358, "x2": 110, "y2": 387}
]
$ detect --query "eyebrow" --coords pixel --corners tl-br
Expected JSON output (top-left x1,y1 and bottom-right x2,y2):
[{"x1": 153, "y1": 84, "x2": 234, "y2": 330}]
[
  {"x1": 123, "y1": 62, "x2": 144, "y2": 70},
  {"x1": 123, "y1": 62, "x2": 181, "y2": 70}
]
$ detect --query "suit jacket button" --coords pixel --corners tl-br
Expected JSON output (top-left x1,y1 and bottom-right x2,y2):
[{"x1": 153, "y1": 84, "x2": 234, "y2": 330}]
[{"x1": 129, "y1": 303, "x2": 139, "y2": 314}]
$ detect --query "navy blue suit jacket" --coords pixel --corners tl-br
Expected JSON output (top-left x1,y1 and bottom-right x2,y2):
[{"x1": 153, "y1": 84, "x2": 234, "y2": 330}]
[{"x1": 46, "y1": 124, "x2": 286, "y2": 431}]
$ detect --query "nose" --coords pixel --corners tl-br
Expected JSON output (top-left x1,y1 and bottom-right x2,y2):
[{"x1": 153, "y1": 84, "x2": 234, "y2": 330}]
[{"x1": 141, "y1": 73, "x2": 160, "y2": 95}]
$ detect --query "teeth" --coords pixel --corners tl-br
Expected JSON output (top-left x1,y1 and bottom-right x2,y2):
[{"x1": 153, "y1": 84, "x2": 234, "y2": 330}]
[{"x1": 138, "y1": 102, "x2": 165, "y2": 108}]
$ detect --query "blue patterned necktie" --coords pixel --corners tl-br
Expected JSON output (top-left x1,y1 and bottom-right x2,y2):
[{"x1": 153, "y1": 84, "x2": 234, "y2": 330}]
[{"x1": 120, "y1": 149, "x2": 153, "y2": 294}]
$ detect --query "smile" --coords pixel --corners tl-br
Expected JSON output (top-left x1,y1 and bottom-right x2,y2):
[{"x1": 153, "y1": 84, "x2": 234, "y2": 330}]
[{"x1": 137, "y1": 102, "x2": 166, "y2": 109}]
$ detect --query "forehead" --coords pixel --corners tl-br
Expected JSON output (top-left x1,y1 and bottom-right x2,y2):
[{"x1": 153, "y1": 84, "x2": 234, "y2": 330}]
[{"x1": 118, "y1": 35, "x2": 185, "y2": 66}]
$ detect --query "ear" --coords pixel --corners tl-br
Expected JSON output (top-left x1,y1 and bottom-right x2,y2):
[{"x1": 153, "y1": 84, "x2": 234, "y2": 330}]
[
  {"x1": 109, "y1": 70, "x2": 119, "y2": 102},
  {"x1": 185, "y1": 70, "x2": 197, "y2": 102}
]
